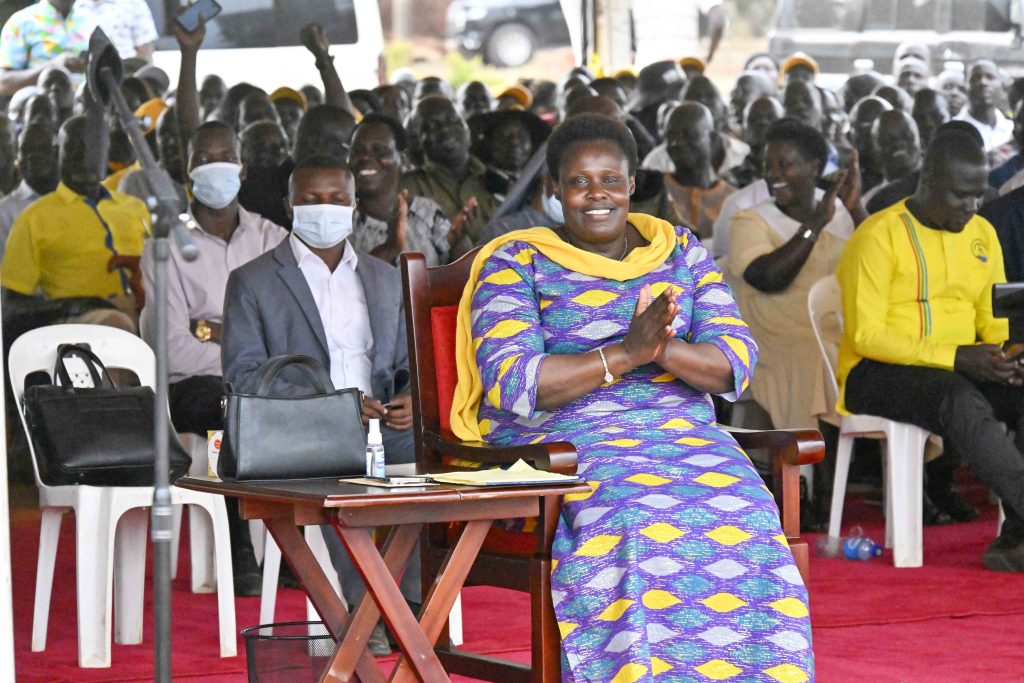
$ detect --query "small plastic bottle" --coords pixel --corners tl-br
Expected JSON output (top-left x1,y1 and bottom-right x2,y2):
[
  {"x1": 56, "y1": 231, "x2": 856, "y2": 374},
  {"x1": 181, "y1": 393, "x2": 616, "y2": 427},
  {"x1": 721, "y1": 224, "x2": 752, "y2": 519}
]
[
  {"x1": 365, "y1": 419, "x2": 386, "y2": 479},
  {"x1": 815, "y1": 526, "x2": 882, "y2": 561}
]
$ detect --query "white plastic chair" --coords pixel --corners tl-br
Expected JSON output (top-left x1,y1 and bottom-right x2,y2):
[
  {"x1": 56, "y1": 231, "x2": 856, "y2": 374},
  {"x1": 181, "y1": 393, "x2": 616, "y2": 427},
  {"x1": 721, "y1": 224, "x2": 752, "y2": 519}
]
[
  {"x1": 808, "y1": 276, "x2": 930, "y2": 568},
  {"x1": 9, "y1": 324, "x2": 237, "y2": 667},
  {"x1": 172, "y1": 434, "x2": 267, "y2": 571},
  {"x1": 259, "y1": 525, "x2": 340, "y2": 625},
  {"x1": 171, "y1": 433, "x2": 228, "y2": 593}
]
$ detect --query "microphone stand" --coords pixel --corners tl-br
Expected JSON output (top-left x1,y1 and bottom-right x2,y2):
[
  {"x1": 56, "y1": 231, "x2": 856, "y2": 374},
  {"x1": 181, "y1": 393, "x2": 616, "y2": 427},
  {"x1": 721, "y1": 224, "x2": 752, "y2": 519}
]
[{"x1": 86, "y1": 28, "x2": 198, "y2": 683}]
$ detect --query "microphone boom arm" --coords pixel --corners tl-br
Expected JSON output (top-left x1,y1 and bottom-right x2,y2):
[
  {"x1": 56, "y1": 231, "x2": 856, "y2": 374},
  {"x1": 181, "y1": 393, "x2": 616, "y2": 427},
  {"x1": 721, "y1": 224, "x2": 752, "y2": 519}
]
[{"x1": 96, "y1": 66, "x2": 198, "y2": 258}]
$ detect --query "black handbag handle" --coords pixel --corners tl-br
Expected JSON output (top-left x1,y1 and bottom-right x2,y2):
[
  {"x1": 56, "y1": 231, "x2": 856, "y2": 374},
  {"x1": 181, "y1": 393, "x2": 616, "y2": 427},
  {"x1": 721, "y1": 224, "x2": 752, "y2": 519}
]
[
  {"x1": 254, "y1": 354, "x2": 336, "y2": 396},
  {"x1": 55, "y1": 344, "x2": 114, "y2": 389}
]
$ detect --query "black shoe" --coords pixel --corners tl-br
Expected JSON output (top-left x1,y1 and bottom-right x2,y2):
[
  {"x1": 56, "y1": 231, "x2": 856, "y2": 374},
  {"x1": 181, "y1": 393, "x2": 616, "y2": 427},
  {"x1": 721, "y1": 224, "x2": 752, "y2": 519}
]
[
  {"x1": 277, "y1": 561, "x2": 300, "y2": 590},
  {"x1": 927, "y1": 485, "x2": 980, "y2": 523},
  {"x1": 232, "y1": 550, "x2": 263, "y2": 597},
  {"x1": 922, "y1": 491, "x2": 954, "y2": 526},
  {"x1": 982, "y1": 533, "x2": 1024, "y2": 572},
  {"x1": 799, "y1": 497, "x2": 828, "y2": 533}
]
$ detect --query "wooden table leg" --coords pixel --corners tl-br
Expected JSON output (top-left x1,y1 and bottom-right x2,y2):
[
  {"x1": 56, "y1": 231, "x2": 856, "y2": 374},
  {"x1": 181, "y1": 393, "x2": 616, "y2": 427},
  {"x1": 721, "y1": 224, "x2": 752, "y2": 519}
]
[
  {"x1": 326, "y1": 524, "x2": 421, "y2": 680},
  {"x1": 335, "y1": 525, "x2": 450, "y2": 683},
  {"x1": 390, "y1": 519, "x2": 493, "y2": 683},
  {"x1": 264, "y1": 518, "x2": 384, "y2": 683}
]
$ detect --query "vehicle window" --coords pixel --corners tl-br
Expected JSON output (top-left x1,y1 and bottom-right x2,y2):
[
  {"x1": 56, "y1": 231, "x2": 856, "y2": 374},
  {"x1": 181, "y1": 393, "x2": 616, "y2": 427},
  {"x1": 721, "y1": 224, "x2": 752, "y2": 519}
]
[
  {"x1": 861, "y1": 0, "x2": 897, "y2": 30},
  {"x1": 952, "y1": 0, "x2": 1013, "y2": 31},
  {"x1": 154, "y1": 0, "x2": 358, "y2": 48},
  {"x1": 895, "y1": 0, "x2": 937, "y2": 30},
  {"x1": 775, "y1": 0, "x2": 850, "y2": 28}
]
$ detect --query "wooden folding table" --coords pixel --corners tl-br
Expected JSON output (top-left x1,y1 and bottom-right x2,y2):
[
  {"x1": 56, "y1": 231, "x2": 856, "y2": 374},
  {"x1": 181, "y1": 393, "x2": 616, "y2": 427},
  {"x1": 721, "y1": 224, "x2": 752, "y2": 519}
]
[{"x1": 176, "y1": 475, "x2": 589, "y2": 682}]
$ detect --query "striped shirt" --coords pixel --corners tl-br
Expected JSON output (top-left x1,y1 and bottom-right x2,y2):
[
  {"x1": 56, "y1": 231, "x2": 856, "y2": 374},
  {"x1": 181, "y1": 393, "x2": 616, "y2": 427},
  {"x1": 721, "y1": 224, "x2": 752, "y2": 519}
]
[{"x1": 835, "y1": 199, "x2": 1008, "y2": 413}]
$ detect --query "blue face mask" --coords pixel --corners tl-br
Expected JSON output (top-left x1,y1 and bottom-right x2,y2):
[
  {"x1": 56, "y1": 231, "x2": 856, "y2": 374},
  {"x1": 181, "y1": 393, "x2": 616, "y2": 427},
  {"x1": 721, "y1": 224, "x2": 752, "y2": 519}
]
[
  {"x1": 291, "y1": 203, "x2": 354, "y2": 248},
  {"x1": 189, "y1": 162, "x2": 242, "y2": 209},
  {"x1": 542, "y1": 191, "x2": 564, "y2": 224}
]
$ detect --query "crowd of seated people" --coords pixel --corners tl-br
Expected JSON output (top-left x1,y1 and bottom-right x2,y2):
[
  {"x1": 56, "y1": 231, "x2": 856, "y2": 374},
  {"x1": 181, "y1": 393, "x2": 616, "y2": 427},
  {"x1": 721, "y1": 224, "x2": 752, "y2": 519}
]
[{"x1": 8, "y1": 5, "x2": 1024, "y2": 675}]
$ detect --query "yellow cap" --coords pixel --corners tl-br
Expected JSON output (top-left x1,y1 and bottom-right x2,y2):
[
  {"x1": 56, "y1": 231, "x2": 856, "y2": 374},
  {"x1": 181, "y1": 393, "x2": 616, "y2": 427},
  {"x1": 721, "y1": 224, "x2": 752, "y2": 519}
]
[
  {"x1": 269, "y1": 86, "x2": 308, "y2": 112},
  {"x1": 134, "y1": 97, "x2": 168, "y2": 135},
  {"x1": 678, "y1": 56, "x2": 706, "y2": 74},
  {"x1": 496, "y1": 84, "x2": 532, "y2": 110},
  {"x1": 781, "y1": 51, "x2": 819, "y2": 76}
]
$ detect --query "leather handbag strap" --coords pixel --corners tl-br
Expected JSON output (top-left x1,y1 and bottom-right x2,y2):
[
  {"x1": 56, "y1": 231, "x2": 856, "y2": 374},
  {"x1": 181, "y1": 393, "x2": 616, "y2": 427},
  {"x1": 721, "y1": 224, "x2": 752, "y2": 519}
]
[
  {"x1": 254, "y1": 354, "x2": 336, "y2": 396},
  {"x1": 54, "y1": 344, "x2": 113, "y2": 389}
]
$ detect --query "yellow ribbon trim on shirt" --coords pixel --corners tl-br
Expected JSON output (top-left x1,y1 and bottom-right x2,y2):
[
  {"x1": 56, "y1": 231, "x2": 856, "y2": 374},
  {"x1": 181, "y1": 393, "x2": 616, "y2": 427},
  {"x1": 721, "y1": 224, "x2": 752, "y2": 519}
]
[{"x1": 450, "y1": 213, "x2": 678, "y2": 441}]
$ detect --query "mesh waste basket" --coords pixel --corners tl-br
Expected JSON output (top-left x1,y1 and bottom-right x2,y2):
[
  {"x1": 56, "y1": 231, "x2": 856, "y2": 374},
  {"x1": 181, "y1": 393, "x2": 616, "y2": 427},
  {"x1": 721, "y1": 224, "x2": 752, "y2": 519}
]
[{"x1": 242, "y1": 621, "x2": 336, "y2": 682}]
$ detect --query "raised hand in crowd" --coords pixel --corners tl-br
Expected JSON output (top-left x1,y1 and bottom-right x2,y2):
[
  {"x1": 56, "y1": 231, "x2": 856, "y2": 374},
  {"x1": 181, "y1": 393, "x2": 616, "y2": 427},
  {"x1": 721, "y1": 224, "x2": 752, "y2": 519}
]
[
  {"x1": 448, "y1": 196, "x2": 477, "y2": 259},
  {"x1": 369, "y1": 188, "x2": 408, "y2": 264},
  {"x1": 810, "y1": 169, "x2": 843, "y2": 237},
  {"x1": 837, "y1": 148, "x2": 868, "y2": 224},
  {"x1": 300, "y1": 23, "x2": 352, "y2": 114},
  {"x1": 173, "y1": 9, "x2": 206, "y2": 139}
]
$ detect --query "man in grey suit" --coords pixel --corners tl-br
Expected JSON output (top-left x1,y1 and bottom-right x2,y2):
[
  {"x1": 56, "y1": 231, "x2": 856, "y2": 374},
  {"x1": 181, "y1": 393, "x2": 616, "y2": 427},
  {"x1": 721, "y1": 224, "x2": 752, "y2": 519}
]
[{"x1": 221, "y1": 154, "x2": 416, "y2": 655}]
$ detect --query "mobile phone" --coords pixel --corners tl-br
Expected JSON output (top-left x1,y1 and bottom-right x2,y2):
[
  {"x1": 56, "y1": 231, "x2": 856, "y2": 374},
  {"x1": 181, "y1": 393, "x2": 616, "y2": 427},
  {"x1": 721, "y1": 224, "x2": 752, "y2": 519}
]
[
  {"x1": 374, "y1": 476, "x2": 432, "y2": 485},
  {"x1": 992, "y1": 282, "x2": 1024, "y2": 318},
  {"x1": 176, "y1": 0, "x2": 222, "y2": 33}
]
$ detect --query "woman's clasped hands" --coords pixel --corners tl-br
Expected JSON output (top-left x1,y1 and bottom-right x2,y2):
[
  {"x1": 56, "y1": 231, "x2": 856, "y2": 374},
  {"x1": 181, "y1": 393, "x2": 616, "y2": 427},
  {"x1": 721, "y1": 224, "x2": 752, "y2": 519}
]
[{"x1": 623, "y1": 284, "x2": 679, "y2": 367}]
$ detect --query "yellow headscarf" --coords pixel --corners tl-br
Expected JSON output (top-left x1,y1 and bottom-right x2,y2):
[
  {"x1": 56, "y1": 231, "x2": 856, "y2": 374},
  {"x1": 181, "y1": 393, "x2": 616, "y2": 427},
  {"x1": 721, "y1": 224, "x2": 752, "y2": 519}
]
[{"x1": 450, "y1": 213, "x2": 679, "y2": 441}]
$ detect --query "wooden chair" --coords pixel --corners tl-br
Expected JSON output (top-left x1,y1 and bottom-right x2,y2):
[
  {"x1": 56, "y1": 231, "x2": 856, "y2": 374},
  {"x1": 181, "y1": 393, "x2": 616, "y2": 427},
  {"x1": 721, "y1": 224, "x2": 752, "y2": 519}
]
[{"x1": 400, "y1": 249, "x2": 824, "y2": 683}]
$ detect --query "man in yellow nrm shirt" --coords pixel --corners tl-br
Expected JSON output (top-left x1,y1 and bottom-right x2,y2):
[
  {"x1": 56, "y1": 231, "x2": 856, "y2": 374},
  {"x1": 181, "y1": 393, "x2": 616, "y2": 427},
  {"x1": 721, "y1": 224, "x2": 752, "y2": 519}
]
[
  {"x1": 836, "y1": 128, "x2": 1024, "y2": 572},
  {"x1": 1, "y1": 115, "x2": 148, "y2": 330}
]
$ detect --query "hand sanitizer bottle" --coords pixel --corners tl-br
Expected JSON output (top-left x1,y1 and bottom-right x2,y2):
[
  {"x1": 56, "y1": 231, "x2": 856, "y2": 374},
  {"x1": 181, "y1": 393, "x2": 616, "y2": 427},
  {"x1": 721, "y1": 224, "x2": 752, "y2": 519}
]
[{"x1": 366, "y1": 419, "x2": 386, "y2": 479}]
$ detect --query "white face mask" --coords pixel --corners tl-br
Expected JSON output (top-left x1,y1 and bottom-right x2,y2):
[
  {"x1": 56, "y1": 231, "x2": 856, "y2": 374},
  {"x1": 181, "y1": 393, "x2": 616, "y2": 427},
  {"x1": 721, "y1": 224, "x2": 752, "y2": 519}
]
[
  {"x1": 188, "y1": 162, "x2": 242, "y2": 209},
  {"x1": 291, "y1": 203, "x2": 354, "y2": 248},
  {"x1": 542, "y1": 191, "x2": 564, "y2": 224}
]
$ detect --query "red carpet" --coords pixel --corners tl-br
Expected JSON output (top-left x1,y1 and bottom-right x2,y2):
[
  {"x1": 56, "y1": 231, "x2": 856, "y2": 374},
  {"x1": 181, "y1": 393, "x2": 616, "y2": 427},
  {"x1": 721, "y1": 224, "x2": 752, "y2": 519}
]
[{"x1": 9, "y1": 480, "x2": 1024, "y2": 682}]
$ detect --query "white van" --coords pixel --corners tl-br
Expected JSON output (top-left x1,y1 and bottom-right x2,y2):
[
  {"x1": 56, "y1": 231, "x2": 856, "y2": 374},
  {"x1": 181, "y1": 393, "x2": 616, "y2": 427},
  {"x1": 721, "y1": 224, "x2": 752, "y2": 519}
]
[
  {"x1": 769, "y1": 0, "x2": 1024, "y2": 77},
  {"x1": 145, "y1": 0, "x2": 384, "y2": 93}
]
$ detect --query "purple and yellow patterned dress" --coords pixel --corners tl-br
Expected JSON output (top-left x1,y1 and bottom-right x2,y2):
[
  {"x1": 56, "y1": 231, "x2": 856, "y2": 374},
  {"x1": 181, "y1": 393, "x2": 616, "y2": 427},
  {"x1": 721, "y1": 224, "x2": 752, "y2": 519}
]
[{"x1": 468, "y1": 219, "x2": 814, "y2": 682}]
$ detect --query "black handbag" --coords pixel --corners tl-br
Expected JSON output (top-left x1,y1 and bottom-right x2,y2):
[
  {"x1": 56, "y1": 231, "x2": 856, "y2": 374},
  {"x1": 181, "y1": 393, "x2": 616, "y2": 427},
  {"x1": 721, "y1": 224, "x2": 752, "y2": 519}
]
[
  {"x1": 218, "y1": 354, "x2": 367, "y2": 481},
  {"x1": 23, "y1": 344, "x2": 192, "y2": 487}
]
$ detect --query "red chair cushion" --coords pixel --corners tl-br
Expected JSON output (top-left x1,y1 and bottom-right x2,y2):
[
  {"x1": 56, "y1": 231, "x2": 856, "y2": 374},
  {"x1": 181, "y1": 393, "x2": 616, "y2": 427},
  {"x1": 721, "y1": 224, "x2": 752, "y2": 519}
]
[
  {"x1": 431, "y1": 304, "x2": 539, "y2": 558},
  {"x1": 445, "y1": 522, "x2": 539, "y2": 557},
  {"x1": 431, "y1": 305, "x2": 459, "y2": 432}
]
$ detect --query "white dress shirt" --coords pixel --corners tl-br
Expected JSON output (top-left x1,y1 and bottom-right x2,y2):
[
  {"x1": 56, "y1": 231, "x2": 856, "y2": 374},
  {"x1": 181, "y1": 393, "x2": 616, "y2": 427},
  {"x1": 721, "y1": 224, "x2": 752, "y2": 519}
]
[
  {"x1": 290, "y1": 234, "x2": 374, "y2": 396},
  {"x1": 0, "y1": 180, "x2": 41, "y2": 260},
  {"x1": 955, "y1": 107, "x2": 1014, "y2": 151}
]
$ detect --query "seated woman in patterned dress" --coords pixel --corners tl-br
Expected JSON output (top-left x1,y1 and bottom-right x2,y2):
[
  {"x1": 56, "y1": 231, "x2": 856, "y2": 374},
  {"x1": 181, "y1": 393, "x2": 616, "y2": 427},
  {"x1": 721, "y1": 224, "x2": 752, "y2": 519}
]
[{"x1": 449, "y1": 113, "x2": 814, "y2": 682}]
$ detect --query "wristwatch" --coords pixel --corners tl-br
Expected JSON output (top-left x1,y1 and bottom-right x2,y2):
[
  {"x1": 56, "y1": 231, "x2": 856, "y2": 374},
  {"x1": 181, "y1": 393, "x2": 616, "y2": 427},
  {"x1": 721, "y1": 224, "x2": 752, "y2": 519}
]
[{"x1": 195, "y1": 319, "x2": 212, "y2": 342}]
